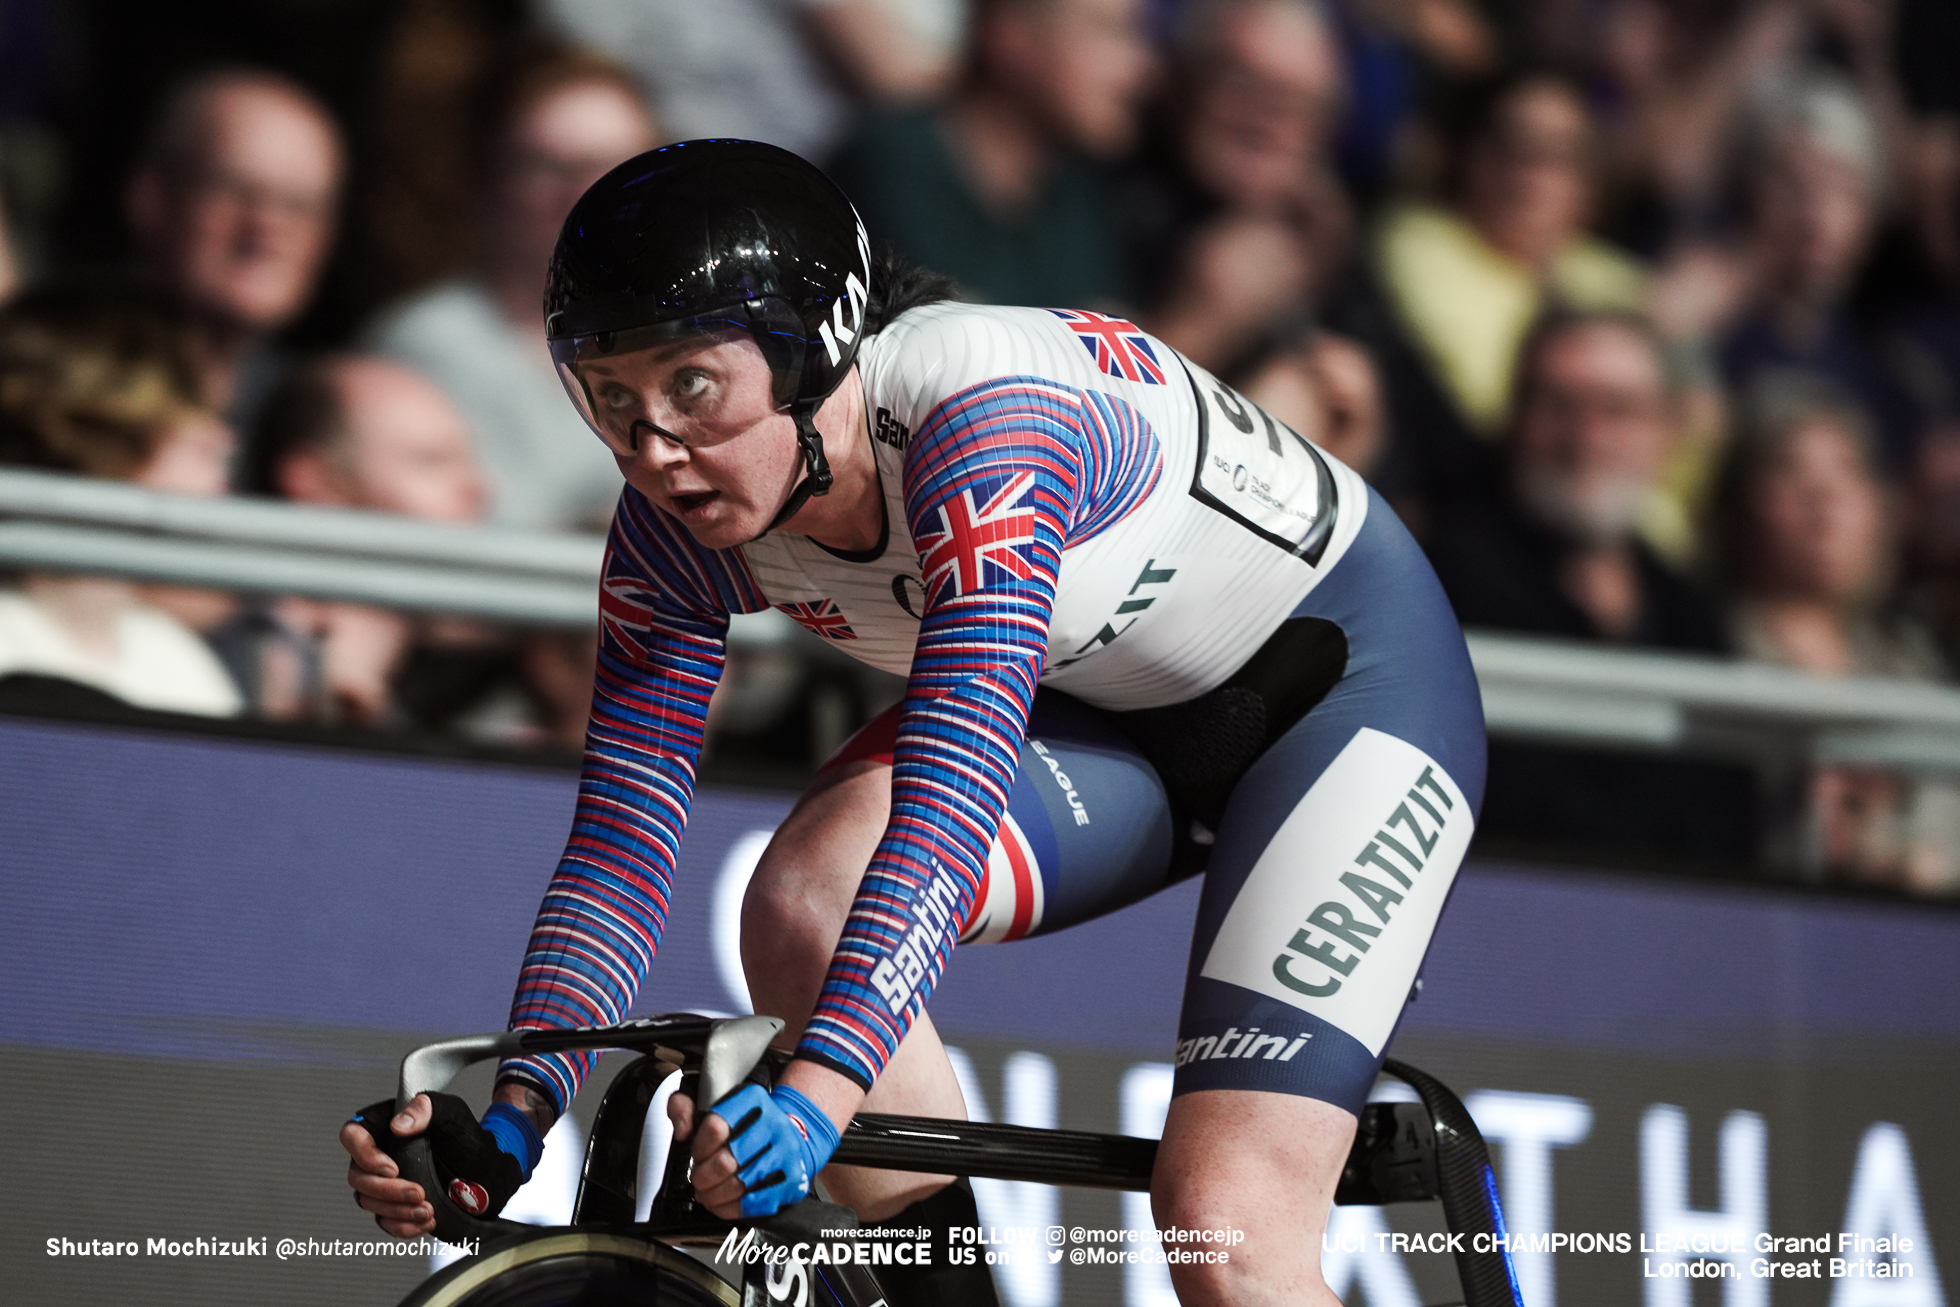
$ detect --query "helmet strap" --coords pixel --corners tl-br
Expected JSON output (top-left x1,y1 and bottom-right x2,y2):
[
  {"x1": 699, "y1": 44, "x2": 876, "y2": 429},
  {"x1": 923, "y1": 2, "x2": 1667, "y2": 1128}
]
[{"x1": 756, "y1": 402, "x2": 834, "y2": 538}]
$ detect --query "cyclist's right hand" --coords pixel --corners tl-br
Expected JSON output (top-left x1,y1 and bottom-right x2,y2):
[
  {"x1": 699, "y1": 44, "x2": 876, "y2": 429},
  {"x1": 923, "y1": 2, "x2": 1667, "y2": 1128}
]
[
  {"x1": 345, "y1": 1091, "x2": 546, "y2": 1236},
  {"x1": 342, "y1": 1094, "x2": 437, "y2": 1237}
]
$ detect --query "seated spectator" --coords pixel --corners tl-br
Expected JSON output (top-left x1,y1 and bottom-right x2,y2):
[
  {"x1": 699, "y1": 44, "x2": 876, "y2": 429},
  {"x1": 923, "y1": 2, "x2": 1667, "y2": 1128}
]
[
  {"x1": 364, "y1": 43, "x2": 655, "y2": 531},
  {"x1": 1430, "y1": 310, "x2": 1716, "y2": 644},
  {"x1": 1898, "y1": 112, "x2": 1960, "y2": 299},
  {"x1": 1380, "y1": 67, "x2": 1646, "y2": 431},
  {"x1": 1355, "y1": 66, "x2": 1645, "y2": 518},
  {"x1": 1906, "y1": 414, "x2": 1960, "y2": 669},
  {"x1": 221, "y1": 355, "x2": 487, "y2": 725},
  {"x1": 1326, "y1": 0, "x2": 1501, "y2": 205},
  {"x1": 1712, "y1": 372, "x2": 1939, "y2": 676},
  {"x1": 541, "y1": 0, "x2": 956, "y2": 164},
  {"x1": 1116, "y1": 0, "x2": 1385, "y2": 477},
  {"x1": 1904, "y1": 412, "x2": 1960, "y2": 897},
  {"x1": 828, "y1": 0, "x2": 1157, "y2": 307},
  {"x1": 1592, "y1": 0, "x2": 1806, "y2": 256},
  {"x1": 125, "y1": 69, "x2": 345, "y2": 430},
  {"x1": 1129, "y1": 0, "x2": 1352, "y2": 371},
  {"x1": 798, "y1": 0, "x2": 961, "y2": 105},
  {"x1": 0, "y1": 287, "x2": 243, "y2": 716},
  {"x1": 1428, "y1": 309, "x2": 1757, "y2": 865},
  {"x1": 1240, "y1": 329, "x2": 1387, "y2": 478},
  {"x1": 1710, "y1": 371, "x2": 1957, "y2": 892},
  {"x1": 236, "y1": 355, "x2": 594, "y2": 748},
  {"x1": 1716, "y1": 70, "x2": 1913, "y2": 466},
  {"x1": 254, "y1": 357, "x2": 486, "y2": 524}
]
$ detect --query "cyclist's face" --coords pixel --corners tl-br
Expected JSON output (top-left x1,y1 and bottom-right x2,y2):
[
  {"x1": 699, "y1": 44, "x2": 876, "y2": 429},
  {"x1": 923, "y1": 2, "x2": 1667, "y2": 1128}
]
[{"x1": 577, "y1": 332, "x2": 800, "y2": 548}]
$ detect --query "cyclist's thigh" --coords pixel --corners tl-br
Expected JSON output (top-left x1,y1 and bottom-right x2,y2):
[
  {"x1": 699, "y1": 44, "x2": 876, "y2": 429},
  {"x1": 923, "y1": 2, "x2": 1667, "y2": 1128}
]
[
  {"x1": 1174, "y1": 488, "x2": 1486, "y2": 1115},
  {"x1": 823, "y1": 689, "x2": 1176, "y2": 944}
]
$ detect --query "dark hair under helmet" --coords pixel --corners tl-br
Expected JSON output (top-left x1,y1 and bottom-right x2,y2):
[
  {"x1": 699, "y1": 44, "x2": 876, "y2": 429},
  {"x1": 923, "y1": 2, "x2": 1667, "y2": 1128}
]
[{"x1": 545, "y1": 139, "x2": 873, "y2": 532}]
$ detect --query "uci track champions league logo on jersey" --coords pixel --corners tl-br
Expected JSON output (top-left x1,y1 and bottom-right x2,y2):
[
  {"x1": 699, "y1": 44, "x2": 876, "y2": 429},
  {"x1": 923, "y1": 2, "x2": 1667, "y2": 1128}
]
[
  {"x1": 1050, "y1": 309, "x2": 1166, "y2": 384},
  {"x1": 916, "y1": 470, "x2": 1043, "y2": 604}
]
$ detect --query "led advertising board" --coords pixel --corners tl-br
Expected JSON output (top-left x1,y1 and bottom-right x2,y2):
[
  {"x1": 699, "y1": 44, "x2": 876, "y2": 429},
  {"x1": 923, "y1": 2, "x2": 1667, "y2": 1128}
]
[{"x1": 3, "y1": 715, "x2": 1954, "y2": 1306}]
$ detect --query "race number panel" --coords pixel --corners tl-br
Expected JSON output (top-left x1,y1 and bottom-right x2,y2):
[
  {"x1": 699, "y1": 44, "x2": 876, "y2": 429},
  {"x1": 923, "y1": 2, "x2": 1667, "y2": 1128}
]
[{"x1": 1180, "y1": 358, "x2": 1339, "y2": 563}]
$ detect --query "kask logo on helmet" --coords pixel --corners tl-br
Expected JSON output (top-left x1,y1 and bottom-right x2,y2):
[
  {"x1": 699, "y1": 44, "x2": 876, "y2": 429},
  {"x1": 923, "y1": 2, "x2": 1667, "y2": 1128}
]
[{"x1": 815, "y1": 220, "x2": 872, "y2": 368}]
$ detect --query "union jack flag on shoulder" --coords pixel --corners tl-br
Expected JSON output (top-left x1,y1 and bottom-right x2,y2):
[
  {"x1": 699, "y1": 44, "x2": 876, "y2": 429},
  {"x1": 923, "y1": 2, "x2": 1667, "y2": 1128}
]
[
  {"x1": 777, "y1": 598, "x2": 857, "y2": 640},
  {"x1": 1050, "y1": 309, "x2": 1166, "y2": 385},
  {"x1": 598, "y1": 572, "x2": 656, "y2": 658},
  {"x1": 916, "y1": 470, "x2": 1042, "y2": 603}
]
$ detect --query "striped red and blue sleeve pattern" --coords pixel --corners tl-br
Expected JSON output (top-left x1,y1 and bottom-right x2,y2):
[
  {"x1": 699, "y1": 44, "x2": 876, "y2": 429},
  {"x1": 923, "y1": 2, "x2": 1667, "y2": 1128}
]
[
  {"x1": 499, "y1": 487, "x2": 766, "y2": 1112},
  {"x1": 795, "y1": 375, "x2": 1161, "y2": 1087}
]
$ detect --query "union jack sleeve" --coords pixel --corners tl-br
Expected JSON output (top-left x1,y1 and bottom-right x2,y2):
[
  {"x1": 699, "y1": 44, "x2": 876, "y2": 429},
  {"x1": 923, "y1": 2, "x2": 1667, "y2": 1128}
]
[
  {"x1": 499, "y1": 489, "x2": 766, "y2": 1111},
  {"x1": 794, "y1": 376, "x2": 1144, "y2": 1086}
]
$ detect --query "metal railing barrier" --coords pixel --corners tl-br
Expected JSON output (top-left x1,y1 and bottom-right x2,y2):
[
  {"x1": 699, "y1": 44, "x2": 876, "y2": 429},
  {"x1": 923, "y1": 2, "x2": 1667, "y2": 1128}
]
[{"x1": 8, "y1": 466, "x2": 1960, "y2": 775}]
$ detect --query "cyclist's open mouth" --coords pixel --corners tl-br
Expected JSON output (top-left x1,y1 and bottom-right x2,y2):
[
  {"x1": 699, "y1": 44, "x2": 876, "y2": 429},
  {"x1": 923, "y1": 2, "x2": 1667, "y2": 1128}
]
[{"x1": 672, "y1": 490, "x2": 720, "y2": 518}]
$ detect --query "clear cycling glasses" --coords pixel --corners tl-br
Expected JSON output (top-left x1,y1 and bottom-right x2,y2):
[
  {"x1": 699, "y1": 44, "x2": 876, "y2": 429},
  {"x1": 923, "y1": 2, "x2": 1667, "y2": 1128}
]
[{"x1": 549, "y1": 302, "x2": 811, "y2": 458}]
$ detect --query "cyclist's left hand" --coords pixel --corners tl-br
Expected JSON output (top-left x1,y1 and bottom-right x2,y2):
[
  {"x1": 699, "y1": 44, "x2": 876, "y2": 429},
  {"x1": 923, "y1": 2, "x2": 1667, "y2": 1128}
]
[{"x1": 669, "y1": 1070, "x2": 851, "y2": 1219}]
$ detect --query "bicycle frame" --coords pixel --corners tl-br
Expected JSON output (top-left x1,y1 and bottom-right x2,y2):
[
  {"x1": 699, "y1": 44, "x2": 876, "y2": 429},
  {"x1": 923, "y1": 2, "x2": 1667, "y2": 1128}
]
[{"x1": 383, "y1": 1014, "x2": 1522, "y2": 1307}]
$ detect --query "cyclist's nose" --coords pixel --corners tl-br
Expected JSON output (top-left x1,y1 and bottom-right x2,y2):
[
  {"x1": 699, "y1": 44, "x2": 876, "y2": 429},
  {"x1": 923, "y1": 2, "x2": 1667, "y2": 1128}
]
[{"x1": 628, "y1": 424, "x2": 690, "y2": 474}]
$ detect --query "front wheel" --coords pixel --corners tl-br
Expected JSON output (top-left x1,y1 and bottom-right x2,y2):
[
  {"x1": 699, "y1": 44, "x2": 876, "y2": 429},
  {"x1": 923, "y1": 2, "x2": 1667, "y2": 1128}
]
[{"x1": 398, "y1": 1231, "x2": 738, "y2": 1307}]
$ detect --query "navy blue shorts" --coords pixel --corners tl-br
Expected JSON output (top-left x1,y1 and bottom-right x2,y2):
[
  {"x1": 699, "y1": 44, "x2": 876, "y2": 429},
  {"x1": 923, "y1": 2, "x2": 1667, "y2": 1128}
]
[{"x1": 824, "y1": 488, "x2": 1485, "y2": 1117}]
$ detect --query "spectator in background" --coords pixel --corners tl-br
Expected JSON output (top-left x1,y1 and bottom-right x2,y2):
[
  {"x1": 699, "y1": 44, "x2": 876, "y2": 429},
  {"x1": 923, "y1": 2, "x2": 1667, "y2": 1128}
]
[
  {"x1": 364, "y1": 43, "x2": 655, "y2": 532},
  {"x1": 257, "y1": 358, "x2": 485, "y2": 525},
  {"x1": 222, "y1": 354, "x2": 485, "y2": 726},
  {"x1": 1237, "y1": 329, "x2": 1387, "y2": 478},
  {"x1": 541, "y1": 0, "x2": 958, "y2": 164},
  {"x1": 1325, "y1": 0, "x2": 1503, "y2": 205},
  {"x1": 1897, "y1": 96, "x2": 1960, "y2": 304},
  {"x1": 235, "y1": 354, "x2": 594, "y2": 748},
  {"x1": 1906, "y1": 415, "x2": 1960, "y2": 670},
  {"x1": 124, "y1": 69, "x2": 345, "y2": 431},
  {"x1": 829, "y1": 0, "x2": 1157, "y2": 307},
  {"x1": 1130, "y1": 0, "x2": 1351, "y2": 369},
  {"x1": 799, "y1": 0, "x2": 963, "y2": 104},
  {"x1": 121, "y1": 69, "x2": 343, "y2": 643},
  {"x1": 0, "y1": 286, "x2": 242, "y2": 716},
  {"x1": 1717, "y1": 71, "x2": 1908, "y2": 467},
  {"x1": 1379, "y1": 68, "x2": 1645, "y2": 435},
  {"x1": 1431, "y1": 310, "x2": 1718, "y2": 645},
  {"x1": 1123, "y1": 0, "x2": 1385, "y2": 476},
  {"x1": 1593, "y1": 0, "x2": 1807, "y2": 256},
  {"x1": 1429, "y1": 309, "x2": 1757, "y2": 865},
  {"x1": 1710, "y1": 372, "x2": 1957, "y2": 892},
  {"x1": 1357, "y1": 67, "x2": 1645, "y2": 520},
  {"x1": 1712, "y1": 372, "x2": 1936, "y2": 678}
]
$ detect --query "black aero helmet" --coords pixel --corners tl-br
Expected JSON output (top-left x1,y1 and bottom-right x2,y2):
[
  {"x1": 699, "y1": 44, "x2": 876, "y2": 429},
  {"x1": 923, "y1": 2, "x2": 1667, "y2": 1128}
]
[{"x1": 545, "y1": 139, "x2": 872, "y2": 530}]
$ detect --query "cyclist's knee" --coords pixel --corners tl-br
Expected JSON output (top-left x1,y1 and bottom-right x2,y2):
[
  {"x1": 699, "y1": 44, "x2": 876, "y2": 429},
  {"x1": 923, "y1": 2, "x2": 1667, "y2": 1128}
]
[
  {"x1": 1150, "y1": 1088, "x2": 1352, "y2": 1297},
  {"x1": 739, "y1": 860, "x2": 849, "y2": 1026},
  {"x1": 741, "y1": 850, "x2": 841, "y2": 947},
  {"x1": 1151, "y1": 1167, "x2": 1278, "y2": 1248},
  {"x1": 1153, "y1": 1170, "x2": 1341, "y2": 1307}
]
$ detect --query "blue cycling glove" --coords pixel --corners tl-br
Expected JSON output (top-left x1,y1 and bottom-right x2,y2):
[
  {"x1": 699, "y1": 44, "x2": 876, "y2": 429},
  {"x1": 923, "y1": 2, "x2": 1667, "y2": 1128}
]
[{"x1": 707, "y1": 1083, "x2": 841, "y2": 1217}]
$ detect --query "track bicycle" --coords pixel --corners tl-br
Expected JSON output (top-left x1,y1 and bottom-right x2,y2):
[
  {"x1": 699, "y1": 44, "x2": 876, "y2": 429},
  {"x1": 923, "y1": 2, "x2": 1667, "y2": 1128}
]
[{"x1": 373, "y1": 1013, "x2": 1524, "y2": 1307}]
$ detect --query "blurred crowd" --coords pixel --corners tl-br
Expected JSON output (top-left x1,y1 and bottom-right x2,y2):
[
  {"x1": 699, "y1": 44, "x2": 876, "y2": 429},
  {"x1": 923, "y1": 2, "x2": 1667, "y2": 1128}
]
[{"x1": 2, "y1": 0, "x2": 1958, "y2": 894}]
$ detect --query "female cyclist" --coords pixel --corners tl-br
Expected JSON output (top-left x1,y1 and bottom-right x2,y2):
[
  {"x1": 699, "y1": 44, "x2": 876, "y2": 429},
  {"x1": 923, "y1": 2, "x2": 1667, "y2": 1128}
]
[{"x1": 343, "y1": 138, "x2": 1484, "y2": 1307}]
